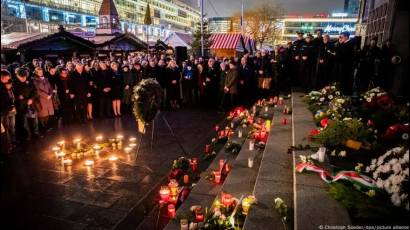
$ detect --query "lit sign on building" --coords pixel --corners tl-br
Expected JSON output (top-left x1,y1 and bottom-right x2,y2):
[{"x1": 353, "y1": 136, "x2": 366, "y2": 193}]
[
  {"x1": 323, "y1": 24, "x2": 355, "y2": 34},
  {"x1": 331, "y1": 13, "x2": 349, "y2": 17}
]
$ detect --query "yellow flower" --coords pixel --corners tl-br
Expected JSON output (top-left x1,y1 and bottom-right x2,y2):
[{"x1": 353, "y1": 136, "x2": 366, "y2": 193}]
[
  {"x1": 366, "y1": 190, "x2": 376, "y2": 197},
  {"x1": 355, "y1": 163, "x2": 364, "y2": 172}
]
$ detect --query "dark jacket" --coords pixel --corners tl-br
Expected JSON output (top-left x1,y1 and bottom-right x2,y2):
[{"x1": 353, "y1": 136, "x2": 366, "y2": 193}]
[
  {"x1": 12, "y1": 79, "x2": 37, "y2": 113},
  {"x1": 224, "y1": 68, "x2": 238, "y2": 95},
  {"x1": 68, "y1": 70, "x2": 91, "y2": 104}
]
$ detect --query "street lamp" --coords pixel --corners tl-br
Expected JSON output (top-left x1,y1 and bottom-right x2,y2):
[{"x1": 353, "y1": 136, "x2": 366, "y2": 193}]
[{"x1": 241, "y1": 0, "x2": 245, "y2": 36}]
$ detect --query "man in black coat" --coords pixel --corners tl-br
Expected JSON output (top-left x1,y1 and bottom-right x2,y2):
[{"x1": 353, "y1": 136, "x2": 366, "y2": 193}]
[
  {"x1": 238, "y1": 56, "x2": 254, "y2": 105},
  {"x1": 359, "y1": 37, "x2": 382, "y2": 90},
  {"x1": 317, "y1": 34, "x2": 336, "y2": 88},
  {"x1": 204, "y1": 58, "x2": 220, "y2": 107},
  {"x1": 12, "y1": 68, "x2": 39, "y2": 140},
  {"x1": 68, "y1": 63, "x2": 91, "y2": 123},
  {"x1": 291, "y1": 31, "x2": 306, "y2": 85},
  {"x1": 334, "y1": 31, "x2": 355, "y2": 95},
  {"x1": 299, "y1": 34, "x2": 316, "y2": 90}
]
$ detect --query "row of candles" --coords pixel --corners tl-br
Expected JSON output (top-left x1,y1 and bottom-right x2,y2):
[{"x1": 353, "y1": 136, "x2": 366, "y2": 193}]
[
  {"x1": 176, "y1": 100, "x2": 289, "y2": 227},
  {"x1": 52, "y1": 135, "x2": 137, "y2": 167}
]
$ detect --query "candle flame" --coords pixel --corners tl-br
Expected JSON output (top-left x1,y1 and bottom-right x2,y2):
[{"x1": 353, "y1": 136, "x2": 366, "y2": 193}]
[
  {"x1": 84, "y1": 159, "x2": 94, "y2": 166},
  {"x1": 109, "y1": 155, "x2": 118, "y2": 161}
]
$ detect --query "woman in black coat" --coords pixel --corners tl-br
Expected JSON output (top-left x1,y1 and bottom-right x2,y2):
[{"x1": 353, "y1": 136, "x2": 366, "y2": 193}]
[
  {"x1": 166, "y1": 60, "x2": 181, "y2": 110},
  {"x1": 110, "y1": 62, "x2": 123, "y2": 116}
]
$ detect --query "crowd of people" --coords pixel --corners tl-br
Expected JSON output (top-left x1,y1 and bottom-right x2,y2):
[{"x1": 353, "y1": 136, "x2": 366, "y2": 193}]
[{"x1": 0, "y1": 30, "x2": 400, "y2": 154}]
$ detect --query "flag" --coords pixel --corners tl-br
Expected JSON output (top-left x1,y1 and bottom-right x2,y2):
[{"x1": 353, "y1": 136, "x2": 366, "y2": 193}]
[{"x1": 144, "y1": 3, "x2": 152, "y2": 25}]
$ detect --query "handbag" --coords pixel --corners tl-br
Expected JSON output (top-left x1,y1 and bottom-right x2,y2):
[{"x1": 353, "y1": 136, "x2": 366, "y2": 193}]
[{"x1": 257, "y1": 77, "x2": 272, "y2": 89}]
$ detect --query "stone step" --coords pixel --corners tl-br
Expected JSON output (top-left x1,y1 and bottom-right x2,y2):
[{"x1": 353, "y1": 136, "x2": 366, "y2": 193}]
[
  {"x1": 242, "y1": 99, "x2": 294, "y2": 230},
  {"x1": 291, "y1": 92, "x2": 351, "y2": 230},
  {"x1": 164, "y1": 106, "x2": 275, "y2": 230}
]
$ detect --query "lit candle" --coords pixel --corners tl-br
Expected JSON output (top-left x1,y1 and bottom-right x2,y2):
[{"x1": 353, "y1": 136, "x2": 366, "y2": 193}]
[
  {"x1": 248, "y1": 157, "x2": 254, "y2": 168},
  {"x1": 73, "y1": 138, "x2": 81, "y2": 150},
  {"x1": 52, "y1": 146, "x2": 60, "y2": 153},
  {"x1": 168, "y1": 179, "x2": 179, "y2": 196},
  {"x1": 180, "y1": 219, "x2": 189, "y2": 230},
  {"x1": 225, "y1": 163, "x2": 231, "y2": 173},
  {"x1": 124, "y1": 147, "x2": 132, "y2": 153},
  {"x1": 56, "y1": 151, "x2": 65, "y2": 158},
  {"x1": 265, "y1": 120, "x2": 271, "y2": 130},
  {"x1": 260, "y1": 130, "x2": 267, "y2": 141},
  {"x1": 84, "y1": 159, "x2": 94, "y2": 166},
  {"x1": 109, "y1": 155, "x2": 118, "y2": 161},
  {"x1": 57, "y1": 140, "x2": 65, "y2": 150},
  {"x1": 242, "y1": 197, "x2": 252, "y2": 215},
  {"x1": 169, "y1": 195, "x2": 177, "y2": 204},
  {"x1": 214, "y1": 171, "x2": 221, "y2": 184},
  {"x1": 116, "y1": 135, "x2": 123, "y2": 149},
  {"x1": 238, "y1": 130, "x2": 243, "y2": 138},
  {"x1": 249, "y1": 140, "x2": 255, "y2": 151},
  {"x1": 219, "y1": 159, "x2": 225, "y2": 171},
  {"x1": 230, "y1": 122, "x2": 234, "y2": 129},
  {"x1": 129, "y1": 143, "x2": 137, "y2": 148},
  {"x1": 281, "y1": 118, "x2": 288, "y2": 125},
  {"x1": 129, "y1": 137, "x2": 137, "y2": 142},
  {"x1": 195, "y1": 209, "x2": 204, "y2": 222},
  {"x1": 96, "y1": 135, "x2": 103, "y2": 142},
  {"x1": 93, "y1": 144, "x2": 101, "y2": 154},
  {"x1": 215, "y1": 125, "x2": 219, "y2": 132},
  {"x1": 190, "y1": 158, "x2": 198, "y2": 171},
  {"x1": 221, "y1": 193, "x2": 233, "y2": 207},
  {"x1": 264, "y1": 106, "x2": 268, "y2": 112},
  {"x1": 183, "y1": 174, "x2": 189, "y2": 185},
  {"x1": 62, "y1": 158, "x2": 72, "y2": 165},
  {"x1": 280, "y1": 97, "x2": 284, "y2": 104},
  {"x1": 252, "y1": 106, "x2": 256, "y2": 114},
  {"x1": 167, "y1": 204, "x2": 176, "y2": 218},
  {"x1": 159, "y1": 186, "x2": 170, "y2": 203}
]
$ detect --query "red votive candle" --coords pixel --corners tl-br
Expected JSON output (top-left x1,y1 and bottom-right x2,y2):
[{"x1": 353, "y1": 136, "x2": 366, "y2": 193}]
[
  {"x1": 282, "y1": 118, "x2": 288, "y2": 125},
  {"x1": 183, "y1": 174, "x2": 189, "y2": 184},
  {"x1": 191, "y1": 158, "x2": 198, "y2": 171},
  {"x1": 159, "y1": 186, "x2": 170, "y2": 203},
  {"x1": 195, "y1": 209, "x2": 204, "y2": 222},
  {"x1": 222, "y1": 193, "x2": 233, "y2": 207},
  {"x1": 219, "y1": 159, "x2": 225, "y2": 171},
  {"x1": 168, "y1": 204, "x2": 176, "y2": 218},
  {"x1": 214, "y1": 171, "x2": 221, "y2": 184}
]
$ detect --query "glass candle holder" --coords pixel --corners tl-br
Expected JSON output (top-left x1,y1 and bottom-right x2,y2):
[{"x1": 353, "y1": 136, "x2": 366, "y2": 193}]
[
  {"x1": 168, "y1": 179, "x2": 179, "y2": 196},
  {"x1": 318, "y1": 147, "x2": 326, "y2": 163},
  {"x1": 248, "y1": 157, "x2": 254, "y2": 168},
  {"x1": 214, "y1": 171, "x2": 221, "y2": 184},
  {"x1": 167, "y1": 204, "x2": 176, "y2": 218},
  {"x1": 159, "y1": 186, "x2": 170, "y2": 203},
  {"x1": 249, "y1": 140, "x2": 255, "y2": 151}
]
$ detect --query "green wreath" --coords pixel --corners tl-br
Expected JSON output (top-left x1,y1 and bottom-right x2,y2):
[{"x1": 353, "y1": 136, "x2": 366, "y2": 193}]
[{"x1": 132, "y1": 78, "x2": 163, "y2": 124}]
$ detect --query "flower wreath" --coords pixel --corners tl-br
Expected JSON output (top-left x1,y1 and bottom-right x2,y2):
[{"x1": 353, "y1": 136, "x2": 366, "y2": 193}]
[{"x1": 132, "y1": 78, "x2": 163, "y2": 125}]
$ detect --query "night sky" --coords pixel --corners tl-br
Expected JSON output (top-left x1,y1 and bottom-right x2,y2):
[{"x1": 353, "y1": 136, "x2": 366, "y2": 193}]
[{"x1": 182, "y1": 0, "x2": 345, "y2": 17}]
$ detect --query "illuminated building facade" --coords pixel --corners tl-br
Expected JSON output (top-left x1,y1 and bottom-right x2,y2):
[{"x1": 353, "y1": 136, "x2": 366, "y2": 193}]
[
  {"x1": 278, "y1": 13, "x2": 357, "y2": 44},
  {"x1": 1, "y1": 0, "x2": 200, "y2": 40}
]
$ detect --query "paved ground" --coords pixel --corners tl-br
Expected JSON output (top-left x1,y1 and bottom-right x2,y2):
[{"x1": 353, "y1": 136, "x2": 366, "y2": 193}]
[{"x1": 0, "y1": 108, "x2": 223, "y2": 230}]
